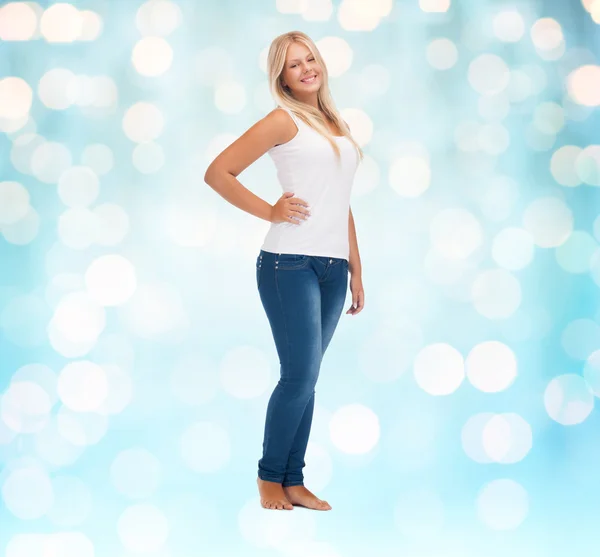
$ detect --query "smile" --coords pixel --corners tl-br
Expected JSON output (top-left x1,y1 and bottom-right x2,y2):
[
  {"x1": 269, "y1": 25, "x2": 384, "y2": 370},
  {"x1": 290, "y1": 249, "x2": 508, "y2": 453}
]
[{"x1": 301, "y1": 75, "x2": 317, "y2": 83}]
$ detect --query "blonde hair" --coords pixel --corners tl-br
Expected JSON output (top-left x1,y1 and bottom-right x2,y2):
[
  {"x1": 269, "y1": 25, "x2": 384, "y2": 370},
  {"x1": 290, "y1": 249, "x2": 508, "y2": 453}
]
[{"x1": 267, "y1": 31, "x2": 364, "y2": 165}]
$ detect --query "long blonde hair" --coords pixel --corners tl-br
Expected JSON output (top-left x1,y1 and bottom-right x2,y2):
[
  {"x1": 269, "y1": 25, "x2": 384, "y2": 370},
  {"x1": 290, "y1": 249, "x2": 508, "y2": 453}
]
[{"x1": 267, "y1": 31, "x2": 364, "y2": 164}]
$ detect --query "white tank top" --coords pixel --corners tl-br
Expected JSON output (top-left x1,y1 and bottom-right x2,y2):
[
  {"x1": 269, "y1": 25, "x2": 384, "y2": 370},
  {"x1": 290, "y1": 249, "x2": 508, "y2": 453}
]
[{"x1": 260, "y1": 106, "x2": 359, "y2": 261}]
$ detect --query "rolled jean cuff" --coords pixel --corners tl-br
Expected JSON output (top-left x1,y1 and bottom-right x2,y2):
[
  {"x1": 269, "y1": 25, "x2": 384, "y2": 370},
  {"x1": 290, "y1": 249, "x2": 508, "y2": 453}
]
[
  {"x1": 282, "y1": 480, "x2": 304, "y2": 487},
  {"x1": 258, "y1": 472, "x2": 284, "y2": 483}
]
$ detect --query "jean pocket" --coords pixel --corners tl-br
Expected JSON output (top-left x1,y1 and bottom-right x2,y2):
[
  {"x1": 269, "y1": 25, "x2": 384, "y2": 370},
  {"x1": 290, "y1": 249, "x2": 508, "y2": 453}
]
[{"x1": 276, "y1": 253, "x2": 309, "y2": 270}]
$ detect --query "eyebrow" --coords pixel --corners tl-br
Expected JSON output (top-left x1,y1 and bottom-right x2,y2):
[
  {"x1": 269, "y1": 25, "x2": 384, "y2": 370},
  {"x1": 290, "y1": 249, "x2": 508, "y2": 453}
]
[{"x1": 288, "y1": 54, "x2": 313, "y2": 62}]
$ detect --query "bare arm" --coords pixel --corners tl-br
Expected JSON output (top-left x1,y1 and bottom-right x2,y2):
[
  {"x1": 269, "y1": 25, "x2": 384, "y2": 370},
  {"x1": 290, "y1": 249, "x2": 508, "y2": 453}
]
[
  {"x1": 203, "y1": 109, "x2": 296, "y2": 222},
  {"x1": 348, "y1": 206, "x2": 361, "y2": 276}
]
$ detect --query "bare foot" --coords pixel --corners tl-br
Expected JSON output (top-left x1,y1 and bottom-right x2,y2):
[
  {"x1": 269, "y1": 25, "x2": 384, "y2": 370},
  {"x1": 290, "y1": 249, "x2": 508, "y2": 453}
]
[
  {"x1": 282, "y1": 485, "x2": 332, "y2": 511},
  {"x1": 257, "y1": 477, "x2": 293, "y2": 510}
]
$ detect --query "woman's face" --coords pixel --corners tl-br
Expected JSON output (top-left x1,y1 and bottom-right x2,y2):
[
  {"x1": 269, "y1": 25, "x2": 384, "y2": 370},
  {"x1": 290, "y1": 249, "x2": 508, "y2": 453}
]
[{"x1": 281, "y1": 42, "x2": 321, "y2": 97}]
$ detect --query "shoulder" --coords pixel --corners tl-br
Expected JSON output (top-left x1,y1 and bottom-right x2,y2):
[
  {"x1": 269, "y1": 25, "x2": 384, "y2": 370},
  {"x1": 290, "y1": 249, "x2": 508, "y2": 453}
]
[{"x1": 262, "y1": 107, "x2": 299, "y2": 146}]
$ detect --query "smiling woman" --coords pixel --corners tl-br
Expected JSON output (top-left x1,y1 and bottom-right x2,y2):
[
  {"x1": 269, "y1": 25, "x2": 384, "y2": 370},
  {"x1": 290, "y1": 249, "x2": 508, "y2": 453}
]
[{"x1": 203, "y1": 30, "x2": 365, "y2": 513}]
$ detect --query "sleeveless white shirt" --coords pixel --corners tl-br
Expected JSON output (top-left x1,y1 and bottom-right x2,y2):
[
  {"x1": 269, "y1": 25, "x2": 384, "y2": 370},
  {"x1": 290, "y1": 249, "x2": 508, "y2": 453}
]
[{"x1": 260, "y1": 106, "x2": 359, "y2": 261}]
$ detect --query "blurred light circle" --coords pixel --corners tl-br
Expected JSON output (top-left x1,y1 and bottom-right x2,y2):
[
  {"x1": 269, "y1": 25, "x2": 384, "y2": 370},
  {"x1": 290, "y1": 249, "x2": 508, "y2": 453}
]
[
  {"x1": 531, "y1": 17, "x2": 564, "y2": 60},
  {"x1": 0, "y1": 77, "x2": 33, "y2": 119},
  {"x1": 0, "y1": 181, "x2": 30, "y2": 225},
  {"x1": 430, "y1": 208, "x2": 483, "y2": 259},
  {"x1": 122, "y1": 102, "x2": 164, "y2": 143},
  {"x1": 5, "y1": 533, "x2": 47, "y2": 557},
  {"x1": 34, "y1": 416, "x2": 85, "y2": 466},
  {"x1": 31, "y1": 141, "x2": 72, "y2": 183},
  {"x1": 507, "y1": 69, "x2": 535, "y2": 102},
  {"x1": 329, "y1": 403, "x2": 380, "y2": 454},
  {"x1": 136, "y1": 0, "x2": 183, "y2": 36},
  {"x1": 10, "y1": 133, "x2": 45, "y2": 175},
  {"x1": 56, "y1": 405, "x2": 108, "y2": 446},
  {"x1": 118, "y1": 282, "x2": 188, "y2": 339},
  {"x1": 40, "y1": 3, "x2": 83, "y2": 43},
  {"x1": 2, "y1": 207, "x2": 40, "y2": 245},
  {"x1": 476, "y1": 479, "x2": 529, "y2": 530},
  {"x1": 110, "y1": 447, "x2": 162, "y2": 499},
  {"x1": 132, "y1": 141, "x2": 165, "y2": 173},
  {"x1": 358, "y1": 64, "x2": 390, "y2": 97},
  {"x1": 38, "y1": 68, "x2": 76, "y2": 110},
  {"x1": 315, "y1": 36, "x2": 353, "y2": 78},
  {"x1": 471, "y1": 269, "x2": 521, "y2": 319},
  {"x1": 525, "y1": 125, "x2": 556, "y2": 152},
  {"x1": 43, "y1": 532, "x2": 95, "y2": 557},
  {"x1": 544, "y1": 373, "x2": 594, "y2": 425},
  {"x1": 95, "y1": 364, "x2": 133, "y2": 415},
  {"x1": 338, "y1": 0, "x2": 390, "y2": 31},
  {"x1": 561, "y1": 318, "x2": 600, "y2": 361},
  {"x1": 389, "y1": 155, "x2": 430, "y2": 198},
  {"x1": 93, "y1": 203, "x2": 130, "y2": 246},
  {"x1": 220, "y1": 346, "x2": 270, "y2": 399},
  {"x1": 132, "y1": 37, "x2": 173, "y2": 77},
  {"x1": 164, "y1": 194, "x2": 217, "y2": 247},
  {"x1": 492, "y1": 227, "x2": 534, "y2": 270},
  {"x1": 117, "y1": 503, "x2": 169, "y2": 553},
  {"x1": 195, "y1": 46, "x2": 234, "y2": 87},
  {"x1": 11, "y1": 363, "x2": 58, "y2": 406},
  {"x1": 46, "y1": 273, "x2": 84, "y2": 309},
  {"x1": 85, "y1": 254, "x2": 137, "y2": 306},
  {"x1": 81, "y1": 143, "x2": 114, "y2": 175},
  {"x1": 555, "y1": 230, "x2": 597, "y2": 273},
  {"x1": 567, "y1": 64, "x2": 600, "y2": 107},
  {"x1": 478, "y1": 123, "x2": 510, "y2": 155},
  {"x1": 57, "y1": 360, "x2": 108, "y2": 412},
  {"x1": 533, "y1": 102, "x2": 564, "y2": 134},
  {"x1": 493, "y1": 10, "x2": 525, "y2": 42},
  {"x1": 302, "y1": 0, "x2": 334, "y2": 21},
  {"x1": 462, "y1": 412, "x2": 495, "y2": 463},
  {"x1": 47, "y1": 475, "x2": 92, "y2": 527},
  {"x1": 414, "y1": 343, "x2": 464, "y2": 395},
  {"x1": 575, "y1": 144, "x2": 600, "y2": 186},
  {"x1": 58, "y1": 166, "x2": 100, "y2": 208},
  {"x1": 523, "y1": 197, "x2": 573, "y2": 247},
  {"x1": 478, "y1": 93, "x2": 510, "y2": 121},
  {"x1": 466, "y1": 341, "x2": 517, "y2": 393},
  {"x1": 1, "y1": 465, "x2": 54, "y2": 520},
  {"x1": 340, "y1": 108, "x2": 373, "y2": 147},
  {"x1": 482, "y1": 413, "x2": 532, "y2": 464},
  {"x1": 1, "y1": 381, "x2": 52, "y2": 433},
  {"x1": 58, "y1": 208, "x2": 100, "y2": 250},
  {"x1": 393, "y1": 488, "x2": 445, "y2": 539},
  {"x1": 88, "y1": 76, "x2": 118, "y2": 108},
  {"x1": 78, "y1": 10, "x2": 103, "y2": 41},
  {"x1": 468, "y1": 53, "x2": 510, "y2": 96},
  {"x1": 550, "y1": 145, "x2": 582, "y2": 187},
  {"x1": 583, "y1": 350, "x2": 600, "y2": 397},
  {"x1": 214, "y1": 80, "x2": 246, "y2": 114},
  {"x1": 0, "y1": 2, "x2": 37, "y2": 40},
  {"x1": 426, "y1": 38, "x2": 458, "y2": 70},
  {"x1": 420, "y1": 0, "x2": 451, "y2": 12},
  {"x1": 180, "y1": 421, "x2": 231, "y2": 472}
]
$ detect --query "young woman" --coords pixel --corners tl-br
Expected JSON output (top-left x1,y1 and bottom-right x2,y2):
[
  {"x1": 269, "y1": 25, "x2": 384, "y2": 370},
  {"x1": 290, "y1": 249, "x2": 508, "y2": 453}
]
[{"x1": 204, "y1": 31, "x2": 365, "y2": 511}]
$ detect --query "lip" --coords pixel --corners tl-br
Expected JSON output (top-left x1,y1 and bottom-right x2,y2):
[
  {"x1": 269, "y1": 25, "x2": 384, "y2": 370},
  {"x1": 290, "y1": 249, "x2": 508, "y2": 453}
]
[{"x1": 300, "y1": 75, "x2": 317, "y2": 83}]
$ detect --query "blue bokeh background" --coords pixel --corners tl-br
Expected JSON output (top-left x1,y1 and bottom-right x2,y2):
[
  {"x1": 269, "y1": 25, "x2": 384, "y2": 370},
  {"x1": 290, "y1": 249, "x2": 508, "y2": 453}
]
[{"x1": 1, "y1": 0, "x2": 600, "y2": 556}]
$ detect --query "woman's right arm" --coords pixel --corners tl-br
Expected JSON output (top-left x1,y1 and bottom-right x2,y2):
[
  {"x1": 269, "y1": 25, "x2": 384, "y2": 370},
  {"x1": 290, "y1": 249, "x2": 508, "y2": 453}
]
[{"x1": 203, "y1": 109, "x2": 293, "y2": 223}]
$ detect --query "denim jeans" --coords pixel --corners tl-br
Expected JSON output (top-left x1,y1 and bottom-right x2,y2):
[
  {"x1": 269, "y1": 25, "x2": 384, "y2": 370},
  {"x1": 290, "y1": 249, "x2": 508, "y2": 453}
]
[{"x1": 255, "y1": 249, "x2": 349, "y2": 487}]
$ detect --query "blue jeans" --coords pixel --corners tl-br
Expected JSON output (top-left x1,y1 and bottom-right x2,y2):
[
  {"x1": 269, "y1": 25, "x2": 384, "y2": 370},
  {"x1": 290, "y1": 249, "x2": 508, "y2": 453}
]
[{"x1": 255, "y1": 249, "x2": 349, "y2": 487}]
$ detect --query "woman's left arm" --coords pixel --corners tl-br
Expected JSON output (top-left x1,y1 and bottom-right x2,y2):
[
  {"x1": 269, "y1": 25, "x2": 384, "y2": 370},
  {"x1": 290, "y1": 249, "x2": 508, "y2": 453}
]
[{"x1": 347, "y1": 206, "x2": 364, "y2": 316}]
